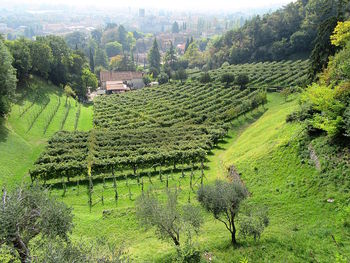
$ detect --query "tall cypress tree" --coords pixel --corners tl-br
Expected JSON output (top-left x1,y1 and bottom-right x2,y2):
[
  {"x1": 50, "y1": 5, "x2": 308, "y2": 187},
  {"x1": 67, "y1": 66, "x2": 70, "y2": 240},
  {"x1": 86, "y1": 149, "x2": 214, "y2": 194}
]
[
  {"x1": 148, "y1": 38, "x2": 161, "y2": 77},
  {"x1": 89, "y1": 47, "x2": 95, "y2": 73}
]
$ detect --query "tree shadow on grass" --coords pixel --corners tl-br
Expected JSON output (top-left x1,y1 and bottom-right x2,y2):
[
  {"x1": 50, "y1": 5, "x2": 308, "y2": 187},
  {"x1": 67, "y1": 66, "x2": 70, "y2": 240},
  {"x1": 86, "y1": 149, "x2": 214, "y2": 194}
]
[{"x1": 0, "y1": 118, "x2": 9, "y2": 143}]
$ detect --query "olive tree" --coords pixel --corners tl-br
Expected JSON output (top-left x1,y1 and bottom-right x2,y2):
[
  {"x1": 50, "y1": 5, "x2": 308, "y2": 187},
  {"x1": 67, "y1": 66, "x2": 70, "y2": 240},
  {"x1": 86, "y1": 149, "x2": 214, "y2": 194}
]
[
  {"x1": 0, "y1": 185, "x2": 73, "y2": 263},
  {"x1": 197, "y1": 180, "x2": 248, "y2": 245},
  {"x1": 235, "y1": 74, "x2": 249, "y2": 90},
  {"x1": 135, "y1": 189, "x2": 202, "y2": 247},
  {"x1": 221, "y1": 73, "x2": 235, "y2": 88}
]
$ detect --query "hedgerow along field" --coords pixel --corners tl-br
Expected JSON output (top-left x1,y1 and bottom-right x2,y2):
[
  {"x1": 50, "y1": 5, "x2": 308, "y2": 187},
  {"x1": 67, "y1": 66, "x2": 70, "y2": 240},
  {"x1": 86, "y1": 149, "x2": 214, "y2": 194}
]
[{"x1": 0, "y1": 78, "x2": 93, "y2": 187}]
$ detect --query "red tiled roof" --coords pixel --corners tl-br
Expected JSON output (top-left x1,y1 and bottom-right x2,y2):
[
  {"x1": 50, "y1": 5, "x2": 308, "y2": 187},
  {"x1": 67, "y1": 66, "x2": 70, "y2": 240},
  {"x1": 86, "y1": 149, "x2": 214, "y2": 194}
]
[{"x1": 100, "y1": 71, "x2": 143, "y2": 82}]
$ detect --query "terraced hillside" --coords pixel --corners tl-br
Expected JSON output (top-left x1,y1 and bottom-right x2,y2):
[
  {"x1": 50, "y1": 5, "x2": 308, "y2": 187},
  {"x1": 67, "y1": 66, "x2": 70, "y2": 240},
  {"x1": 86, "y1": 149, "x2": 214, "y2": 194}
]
[
  {"x1": 191, "y1": 59, "x2": 309, "y2": 91},
  {"x1": 0, "y1": 78, "x2": 93, "y2": 187},
  {"x1": 31, "y1": 77, "x2": 268, "y2": 183}
]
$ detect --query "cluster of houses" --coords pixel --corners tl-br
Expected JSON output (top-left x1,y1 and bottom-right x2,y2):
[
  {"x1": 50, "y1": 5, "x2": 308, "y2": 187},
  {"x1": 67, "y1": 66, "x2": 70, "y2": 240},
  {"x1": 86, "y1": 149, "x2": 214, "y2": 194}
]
[{"x1": 97, "y1": 71, "x2": 145, "y2": 95}]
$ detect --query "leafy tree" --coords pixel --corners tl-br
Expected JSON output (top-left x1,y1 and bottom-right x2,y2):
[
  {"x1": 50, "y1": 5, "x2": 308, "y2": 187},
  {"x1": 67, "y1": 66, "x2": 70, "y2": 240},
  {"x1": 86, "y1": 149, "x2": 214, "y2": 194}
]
[
  {"x1": 172, "y1": 21, "x2": 180, "y2": 33},
  {"x1": 331, "y1": 20, "x2": 350, "y2": 47},
  {"x1": 184, "y1": 42, "x2": 204, "y2": 68},
  {"x1": 0, "y1": 185, "x2": 73, "y2": 263},
  {"x1": 82, "y1": 67, "x2": 98, "y2": 96},
  {"x1": 239, "y1": 207, "x2": 269, "y2": 241},
  {"x1": 158, "y1": 72, "x2": 169, "y2": 84},
  {"x1": 6, "y1": 39, "x2": 32, "y2": 82},
  {"x1": 117, "y1": 25, "x2": 128, "y2": 50},
  {"x1": 148, "y1": 38, "x2": 161, "y2": 77},
  {"x1": 105, "y1": 41, "x2": 123, "y2": 57},
  {"x1": 309, "y1": 0, "x2": 347, "y2": 80},
  {"x1": 197, "y1": 180, "x2": 248, "y2": 245},
  {"x1": 91, "y1": 29, "x2": 103, "y2": 46},
  {"x1": 29, "y1": 40, "x2": 53, "y2": 79},
  {"x1": 136, "y1": 190, "x2": 202, "y2": 247},
  {"x1": 164, "y1": 41, "x2": 177, "y2": 70},
  {"x1": 95, "y1": 48, "x2": 108, "y2": 68},
  {"x1": 175, "y1": 68, "x2": 188, "y2": 83},
  {"x1": 0, "y1": 39, "x2": 16, "y2": 116},
  {"x1": 221, "y1": 73, "x2": 235, "y2": 87},
  {"x1": 65, "y1": 31, "x2": 88, "y2": 50},
  {"x1": 40, "y1": 35, "x2": 71, "y2": 86},
  {"x1": 235, "y1": 74, "x2": 249, "y2": 90},
  {"x1": 199, "y1": 72, "x2": 211, "y2": 83}
]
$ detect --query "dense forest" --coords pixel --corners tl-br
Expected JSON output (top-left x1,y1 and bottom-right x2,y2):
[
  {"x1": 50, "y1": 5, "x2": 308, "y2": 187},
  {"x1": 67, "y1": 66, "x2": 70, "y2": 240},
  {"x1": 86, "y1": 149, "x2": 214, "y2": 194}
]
[{"x1": 206, "y1": 0, "x2": 350, "y2": 74}]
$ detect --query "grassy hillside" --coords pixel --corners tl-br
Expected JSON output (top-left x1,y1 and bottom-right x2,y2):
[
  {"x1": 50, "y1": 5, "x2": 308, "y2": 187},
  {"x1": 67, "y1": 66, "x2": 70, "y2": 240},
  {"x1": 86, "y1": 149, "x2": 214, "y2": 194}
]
[
  {"x1": 1, "y1": 80, "x2": 349, "y2": 261},
  {"x1": 44, "y1": 93, "x2": 348, "y2": 262},
  {"x1": 0, "y1": 78, "x2": 93, "y2": 187}
]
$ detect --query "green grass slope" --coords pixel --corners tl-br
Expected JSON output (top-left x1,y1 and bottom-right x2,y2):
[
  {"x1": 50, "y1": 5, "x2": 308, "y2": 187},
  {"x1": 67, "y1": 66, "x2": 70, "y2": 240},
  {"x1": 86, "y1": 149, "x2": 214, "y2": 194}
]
[
  {"x1": 0, "y1": 78, "x2": 93, "y2": 187},
  {"x1": 47, "y1": 93, "x2": 349, "y2": 262}
]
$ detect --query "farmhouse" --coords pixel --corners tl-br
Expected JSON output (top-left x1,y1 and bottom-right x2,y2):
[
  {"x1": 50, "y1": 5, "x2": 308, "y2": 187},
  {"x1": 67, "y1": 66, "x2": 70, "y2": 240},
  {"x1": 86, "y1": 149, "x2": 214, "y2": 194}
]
[
  {"x1": 105, "y1": 81, "x2": 130, "y2": 94},
  {"x1": 100, "y1": 71, "x2": 145, "y2": 93}
]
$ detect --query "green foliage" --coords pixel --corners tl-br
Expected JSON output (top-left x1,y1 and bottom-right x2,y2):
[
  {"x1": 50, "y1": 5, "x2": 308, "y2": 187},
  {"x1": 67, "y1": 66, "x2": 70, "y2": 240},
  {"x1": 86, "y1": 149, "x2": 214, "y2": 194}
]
[
  {"x1": 197, "y1": 180, "x2": 248, "y2": 245},
  {"x1": 29, "y1": 40, "x2": 53, "y2": 79},
  {"x1": 331, "y1": 20, "x2": 350, "y2": 47},
  {"x1": 199, "y1": 72, "x2": 211, "y2": 83},
  {"x1": 0, "y1": 39, "x2": 16, "y2": 116},
  {"x1": 0, "y1": 185, "x2": 73, "y2": 262},
  {"x1": 158, "y1": 72, "x2": 169, "y2": 84},
  {"x1": 221, "y1": 73, "x2": 235, "y2": 87},
  {"x1": 175, "y1": 68, "x2": 188, "y2": 83},
  {"x1": 6, "y1": 38, "x2": 32, "y2": 82},
  {"x1": 95, "y1": 48, "x2": 108, "y2": 68},
  {"x1": 235, "y1": 74, "x2": 249, "y2": 90},
  {"x1": 142, "y1": 75, "x2": 151, "y2": 86},
  {"x1": 82, "y1": 67, "x2": 98, "y2": 94},
  {"x1": 183, "y1": 43, "x2": 204, "y2": 68},
  {"x1": 136, "y1": 189, "x2": 202, "y2": 246},
  {"x1": 105, "y1": 41, "x2": 122, "y2": 57},
  {"x1": 148, "y1": 38, "x2": 161, "y2": 77},
  {"x1": 239, "y1": 207, "x2": 269, "y2": 241}
]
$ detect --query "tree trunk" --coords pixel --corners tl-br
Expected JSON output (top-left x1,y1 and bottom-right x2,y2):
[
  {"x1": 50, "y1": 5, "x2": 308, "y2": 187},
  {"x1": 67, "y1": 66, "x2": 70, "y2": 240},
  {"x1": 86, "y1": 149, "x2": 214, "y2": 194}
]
[
  {"x1": 231, "y1": 213, "x2": 237, "y2": 246},
  {"x1": 13, "y1": 237, "x2": 29, "y2": 263}
]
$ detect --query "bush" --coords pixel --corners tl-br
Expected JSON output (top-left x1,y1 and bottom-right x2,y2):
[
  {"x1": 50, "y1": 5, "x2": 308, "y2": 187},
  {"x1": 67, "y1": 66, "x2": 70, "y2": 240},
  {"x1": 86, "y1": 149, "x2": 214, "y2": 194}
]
[
  {"x1": 239, "y1": 207, "x2": 269, "y2": 241},
  {"x1": 143, "y1": 75, "x2": 151, "y2": 86},
  {"x1": 199, "y1": 72, "x2": 211, "y2": 83},
  {"x1": 158, "y1": 72, "x2": 169, "y2": 84},
  {"x1": 235, "y1": 74, "x2": 250, "y2": 90},
  {"x1": 221, "y1": 73, "x2": 235, "y2": 88}
]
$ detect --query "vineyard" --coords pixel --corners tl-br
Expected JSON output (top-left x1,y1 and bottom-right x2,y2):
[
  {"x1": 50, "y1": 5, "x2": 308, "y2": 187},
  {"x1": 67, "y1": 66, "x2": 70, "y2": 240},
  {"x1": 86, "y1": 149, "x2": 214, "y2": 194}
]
[
  {"x1": 191, "y1": 59, "x2": 309, "y2": 91},
  {"x1": 31, "y1": 60, "x2": 309, "y2": 187},
  {"x1": 31, "y1": 84, "x2": 266, "y2": 183}
]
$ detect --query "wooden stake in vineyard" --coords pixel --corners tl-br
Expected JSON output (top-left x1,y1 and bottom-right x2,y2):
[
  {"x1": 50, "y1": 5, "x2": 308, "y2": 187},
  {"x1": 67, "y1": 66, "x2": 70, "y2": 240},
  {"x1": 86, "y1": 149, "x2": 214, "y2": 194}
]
[{"x1": 112, "y1": 166, "x2": 118, "y2": 202}]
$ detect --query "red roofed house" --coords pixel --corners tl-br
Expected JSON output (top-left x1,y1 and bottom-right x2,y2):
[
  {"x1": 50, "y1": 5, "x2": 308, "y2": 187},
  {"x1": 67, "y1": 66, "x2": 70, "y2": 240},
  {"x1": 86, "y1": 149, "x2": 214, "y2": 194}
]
[{"x1": 100, "y1": 71, "x2": 145, "y2": 94}]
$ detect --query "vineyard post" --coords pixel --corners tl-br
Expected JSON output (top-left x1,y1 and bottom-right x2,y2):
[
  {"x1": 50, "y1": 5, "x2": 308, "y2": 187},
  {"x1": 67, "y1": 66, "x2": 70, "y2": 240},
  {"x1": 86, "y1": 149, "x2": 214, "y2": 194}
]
[
  {"x1": 166, "y1": 173, "x2": 169, "y2": 189},
  {"x1": 148, "y1": 170, "x2": 152, "y2": 184},
  {"x1": 112, "y1": 166, "x2": 118, "y2": 202},
  {"x1": 200, "y1": 160, "x2": 204, "y2": 189},
  {"x1": 77, "y1": 178, "x2": 80, "y2": 196},
  {"x1": 190, "y1": 164, "x2": 193, "y2": 190},
  {"x1": 141, "y1": 177, "x2": 144, "y2": 193},
  {"x1": 159, "y1": 164, "x2": 163, "y2": 182},
  {"x1": 62, "y1": 176, "x2": 66, "y2": 197}
]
